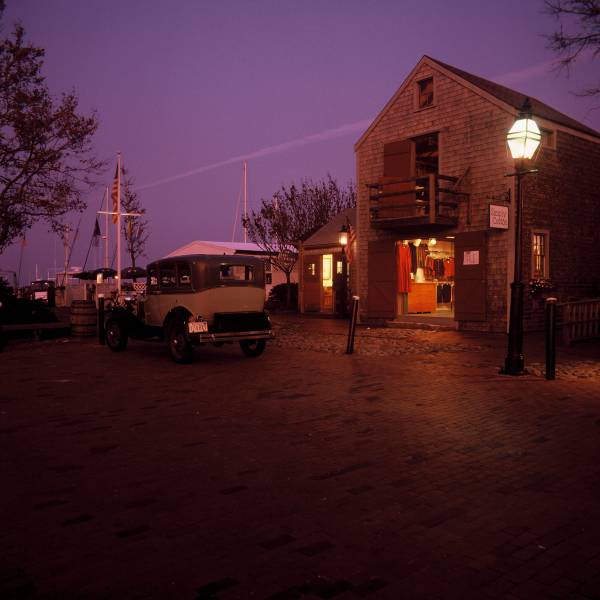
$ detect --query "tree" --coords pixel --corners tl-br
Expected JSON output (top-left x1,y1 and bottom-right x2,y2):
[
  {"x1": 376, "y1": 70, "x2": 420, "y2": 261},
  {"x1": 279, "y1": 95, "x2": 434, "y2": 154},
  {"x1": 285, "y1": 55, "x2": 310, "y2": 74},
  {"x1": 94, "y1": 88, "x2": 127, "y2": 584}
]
[
  {"x1": 0, "y1": 24, "x2": 103, "y2": 254},
  {"x1": 545, "y1": 0, "x2": 600, "y2": 97},
  {"x1": 243, "y1": 175, "x2": 356, "y2": 309},
  {"x1": 121, "y1": 171, "x2": 149, "y2": 280}
]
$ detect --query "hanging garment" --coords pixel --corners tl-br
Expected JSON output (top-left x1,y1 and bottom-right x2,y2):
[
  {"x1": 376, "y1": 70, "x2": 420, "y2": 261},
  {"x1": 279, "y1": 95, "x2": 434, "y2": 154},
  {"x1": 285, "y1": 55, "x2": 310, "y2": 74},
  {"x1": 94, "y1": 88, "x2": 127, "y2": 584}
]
[
  {"x1": 417, "y1": 244, "x2": 428, "y2": 269},
  {"x1": 433, "y1": 258, "x2": 445, "y2": 279},
  {"x1": 444, "y1": 257, "x2": 455, "y2": 280},
  {"x1": 396, "y1": 244, "x2": 412, "y2": 293},
  {"x1": 424, "y1": 255, "x2": 435, "y2": 279},
  {"x1": 437, "y1": 283, "x2": 452, "y2": 303},
  {"x1": 409, "y1": 243, "x2": 417, "y2": 274}
]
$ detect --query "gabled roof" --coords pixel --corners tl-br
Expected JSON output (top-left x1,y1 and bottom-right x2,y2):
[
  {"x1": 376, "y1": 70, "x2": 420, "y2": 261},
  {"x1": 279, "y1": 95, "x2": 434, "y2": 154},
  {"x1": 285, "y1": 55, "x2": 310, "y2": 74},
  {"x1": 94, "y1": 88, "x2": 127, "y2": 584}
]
[
  {"x1": 303, "y1": 207, "x2": 356, "y2": 249},
  {"x1": 430, "y1": 57, "x2": 600, "y2": 138},
  {"x1": 355, "y1": 56, "x2": 600, "y2": 150}
]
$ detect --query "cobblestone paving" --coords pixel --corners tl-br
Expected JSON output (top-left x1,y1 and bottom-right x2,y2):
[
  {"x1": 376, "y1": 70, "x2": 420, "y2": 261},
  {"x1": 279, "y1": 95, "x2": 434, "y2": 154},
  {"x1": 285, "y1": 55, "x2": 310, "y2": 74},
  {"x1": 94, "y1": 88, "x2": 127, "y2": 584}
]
[
  {"x1": 271, "y1": 316, "x2": 600, "y2": 381},
  {"x1": 1, "y1": 320, "x2": 600, "y2": 599},
  {"x1": 271, "y1": 318, "x2": 490, "y2": 356}
]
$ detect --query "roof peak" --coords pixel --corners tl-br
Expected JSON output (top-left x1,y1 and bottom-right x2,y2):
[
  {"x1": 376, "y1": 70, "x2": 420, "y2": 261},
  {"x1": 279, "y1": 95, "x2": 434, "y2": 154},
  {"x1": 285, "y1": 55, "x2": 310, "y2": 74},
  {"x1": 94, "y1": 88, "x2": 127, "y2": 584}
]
[{"x1": 421, "y1": 56, "x2": 599, "y2": 138}]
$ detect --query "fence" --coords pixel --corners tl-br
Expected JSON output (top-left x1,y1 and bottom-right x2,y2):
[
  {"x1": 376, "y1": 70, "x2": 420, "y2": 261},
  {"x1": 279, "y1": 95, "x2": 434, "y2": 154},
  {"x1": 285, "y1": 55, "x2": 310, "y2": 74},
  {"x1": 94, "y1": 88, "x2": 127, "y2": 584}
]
[{"x1": 560, "y1": 298, "x2": 600, "y2": 345}]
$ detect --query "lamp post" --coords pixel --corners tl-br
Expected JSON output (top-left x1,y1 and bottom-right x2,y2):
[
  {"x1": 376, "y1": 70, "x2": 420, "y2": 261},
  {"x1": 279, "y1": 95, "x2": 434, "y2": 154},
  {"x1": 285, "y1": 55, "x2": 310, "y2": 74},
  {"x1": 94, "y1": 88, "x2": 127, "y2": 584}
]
[
  {"x1": 338, "y1": 224, "x2": 349, "y2": 317},
  {"x1": 502, "y1": 98, "x2": 540, "y2": 375}
]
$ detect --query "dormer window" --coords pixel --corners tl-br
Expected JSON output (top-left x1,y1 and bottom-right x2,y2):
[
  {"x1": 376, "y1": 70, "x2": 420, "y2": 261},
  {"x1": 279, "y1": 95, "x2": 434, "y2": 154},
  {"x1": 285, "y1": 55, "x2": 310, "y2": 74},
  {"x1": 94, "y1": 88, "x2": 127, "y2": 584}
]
[{"x1": 417, "y1": 77, "x2": 434, "y2": 109}]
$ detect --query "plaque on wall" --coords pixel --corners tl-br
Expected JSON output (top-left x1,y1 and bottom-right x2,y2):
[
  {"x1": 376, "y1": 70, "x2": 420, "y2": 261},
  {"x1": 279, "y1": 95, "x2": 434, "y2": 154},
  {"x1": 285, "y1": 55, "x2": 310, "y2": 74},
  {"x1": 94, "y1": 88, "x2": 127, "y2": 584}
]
[{"x1": 463, "y1": 250, "x2": 480, "y2": 265}]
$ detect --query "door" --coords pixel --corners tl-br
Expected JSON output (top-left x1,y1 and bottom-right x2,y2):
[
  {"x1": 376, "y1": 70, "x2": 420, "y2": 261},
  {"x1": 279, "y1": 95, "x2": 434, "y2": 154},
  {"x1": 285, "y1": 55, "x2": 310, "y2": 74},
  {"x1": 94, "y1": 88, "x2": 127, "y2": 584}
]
[
  {"x1": 303, "y1": 255, "x2": 320, "y2": 312},
  {"x1": 321, "y1": 254, "x2": 333, "y2": 312},
  {"x1": 382, "y1": 140, "x2": 416, "y2": 218},
  {"x1": 454, "y1": 231, "x2": 487, "y2": 322},
  {"x1": 367, "y1": 240, "x2": 397, "y2": 319}
]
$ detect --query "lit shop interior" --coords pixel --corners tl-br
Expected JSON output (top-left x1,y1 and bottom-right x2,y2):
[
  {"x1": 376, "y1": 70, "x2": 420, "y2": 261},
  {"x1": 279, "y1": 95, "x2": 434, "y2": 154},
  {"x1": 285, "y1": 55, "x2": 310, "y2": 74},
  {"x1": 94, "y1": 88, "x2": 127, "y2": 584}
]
[{"x1": 396, "y1": 237, "x2": 455, "y2": 317}]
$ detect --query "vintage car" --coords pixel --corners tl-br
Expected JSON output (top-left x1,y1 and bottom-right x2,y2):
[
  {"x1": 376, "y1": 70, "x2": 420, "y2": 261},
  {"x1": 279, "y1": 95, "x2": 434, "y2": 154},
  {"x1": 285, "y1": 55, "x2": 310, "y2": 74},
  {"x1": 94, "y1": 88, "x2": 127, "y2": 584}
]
[{"x1": 104, "y1": 254, "x2": 274, "y2": 363}]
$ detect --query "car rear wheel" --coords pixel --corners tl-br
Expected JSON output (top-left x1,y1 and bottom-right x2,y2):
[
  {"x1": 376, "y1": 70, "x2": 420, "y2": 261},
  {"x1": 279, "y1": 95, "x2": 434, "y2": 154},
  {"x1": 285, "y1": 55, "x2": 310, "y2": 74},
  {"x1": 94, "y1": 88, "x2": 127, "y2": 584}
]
[
  {"x1": 168, "y1": 319, "x2": 194, "y2": 363},
  {"x1": 105, "y1": 317, "x2": 128, "y2": 352},
  {"x1": 239, "y1": 339, "x2": 266, "y2": 358}
]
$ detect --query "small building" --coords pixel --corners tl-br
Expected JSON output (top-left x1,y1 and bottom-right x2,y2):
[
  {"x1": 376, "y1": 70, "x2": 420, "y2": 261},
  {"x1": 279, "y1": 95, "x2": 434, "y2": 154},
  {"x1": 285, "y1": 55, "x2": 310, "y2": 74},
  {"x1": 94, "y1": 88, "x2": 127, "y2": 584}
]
[
  {"x1": 166, "y1": 240, "x2": 298, "y2": 297},
  {"x1": 355, "y1": 56, "x2": 600, "y2": 331},
  {"x1": 299, "y1": 208, "x2": 356, "y2": 315}
]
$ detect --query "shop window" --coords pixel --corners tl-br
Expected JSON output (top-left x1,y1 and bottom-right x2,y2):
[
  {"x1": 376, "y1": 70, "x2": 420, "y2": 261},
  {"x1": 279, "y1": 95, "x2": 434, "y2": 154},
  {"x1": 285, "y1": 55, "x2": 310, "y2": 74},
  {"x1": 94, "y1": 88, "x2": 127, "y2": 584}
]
[
  {"x1": 417, "y1": 77, "x2": 434, "y2": 109},
  {"x1": 532, "y1": 231, "x2": 549, "y2": 278}
]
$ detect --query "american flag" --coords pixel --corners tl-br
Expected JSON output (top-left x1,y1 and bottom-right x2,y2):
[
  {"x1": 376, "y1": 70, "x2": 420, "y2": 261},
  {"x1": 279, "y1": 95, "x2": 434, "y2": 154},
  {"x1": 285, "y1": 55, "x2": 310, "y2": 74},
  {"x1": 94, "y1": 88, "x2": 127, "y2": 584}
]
[
  {"x1": 111, "y1": 163, "x2": 119, "y2": 224},
  {"x1": 92, "y1": 218, "x2": 101, "y2": 247},
  {"x1": 345, "y1": 223, "x2": 356, "y2": 263}
]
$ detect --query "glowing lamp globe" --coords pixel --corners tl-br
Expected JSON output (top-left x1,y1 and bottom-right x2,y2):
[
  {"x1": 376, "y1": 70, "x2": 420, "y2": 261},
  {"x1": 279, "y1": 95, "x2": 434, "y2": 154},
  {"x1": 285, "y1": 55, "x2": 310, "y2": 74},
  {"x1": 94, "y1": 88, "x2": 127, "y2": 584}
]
[{"x1": 507, "y1": 99, "x2": 541, "y2": 160}]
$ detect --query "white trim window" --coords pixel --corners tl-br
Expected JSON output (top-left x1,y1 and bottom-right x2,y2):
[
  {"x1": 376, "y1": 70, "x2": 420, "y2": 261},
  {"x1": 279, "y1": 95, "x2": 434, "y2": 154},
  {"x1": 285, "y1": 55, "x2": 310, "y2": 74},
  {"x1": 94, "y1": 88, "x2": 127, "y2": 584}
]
[
  {"x1": 532, "y1": 230, "x2": 550, "y2": 279},
  {"x1": 416, "y1": 76, "x2": 434, "y2": 109}
]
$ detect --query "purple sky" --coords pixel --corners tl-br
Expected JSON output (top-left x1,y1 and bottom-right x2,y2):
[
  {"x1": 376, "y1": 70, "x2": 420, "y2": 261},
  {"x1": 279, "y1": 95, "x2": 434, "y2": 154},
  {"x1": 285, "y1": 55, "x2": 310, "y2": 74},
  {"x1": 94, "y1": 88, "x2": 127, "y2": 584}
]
[{"x1": 2, "y1": 0, "x2": 599, "y2": 284}]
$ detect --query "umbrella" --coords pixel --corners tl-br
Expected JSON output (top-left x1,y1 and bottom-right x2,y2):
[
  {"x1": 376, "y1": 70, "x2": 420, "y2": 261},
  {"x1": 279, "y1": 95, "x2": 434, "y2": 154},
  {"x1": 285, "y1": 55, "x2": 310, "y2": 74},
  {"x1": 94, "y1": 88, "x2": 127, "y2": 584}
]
[
  {"x1": 92, "y1": 268, "x2": 117, "y2": 279},
  {"x1": 72, "y1": 271, "x2": 96, "y2": 280},
  {"x1": 120, "y1": 266, "x2": 147, "y2": 280}
]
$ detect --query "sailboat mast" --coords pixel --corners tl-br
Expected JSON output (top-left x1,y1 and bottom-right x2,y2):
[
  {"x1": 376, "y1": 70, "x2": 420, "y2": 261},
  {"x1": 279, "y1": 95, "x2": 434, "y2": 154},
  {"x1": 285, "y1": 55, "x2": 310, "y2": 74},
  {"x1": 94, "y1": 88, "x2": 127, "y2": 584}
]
[
  {"x1": 243, "y1": 161, "x2": 247, "y2": 243},
  {"x1": 116, "y1": 153, "x2": 122, "y2": 294}
]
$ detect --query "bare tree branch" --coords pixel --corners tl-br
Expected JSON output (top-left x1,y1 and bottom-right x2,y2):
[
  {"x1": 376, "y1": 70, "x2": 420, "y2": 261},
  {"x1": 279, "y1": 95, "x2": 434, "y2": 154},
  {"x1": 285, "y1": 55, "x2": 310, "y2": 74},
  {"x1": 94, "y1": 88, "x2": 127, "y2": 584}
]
[
  {"x1": 0, "y1": 24, "x2": 104, "y2": 253},
  {"x1": 544, "y1": 0, "x2": 600, "y2": 97},
  {"x1": 243, "y1": 174, "x2": 355, "y2": 308}
]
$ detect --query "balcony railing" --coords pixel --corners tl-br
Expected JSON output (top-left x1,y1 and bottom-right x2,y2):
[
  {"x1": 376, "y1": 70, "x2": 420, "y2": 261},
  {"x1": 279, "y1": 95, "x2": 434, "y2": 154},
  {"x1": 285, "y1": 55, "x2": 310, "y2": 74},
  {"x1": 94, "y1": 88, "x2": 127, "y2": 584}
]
[{"x1": 367, "y1": 173, "x2": 469, "y2": 229}]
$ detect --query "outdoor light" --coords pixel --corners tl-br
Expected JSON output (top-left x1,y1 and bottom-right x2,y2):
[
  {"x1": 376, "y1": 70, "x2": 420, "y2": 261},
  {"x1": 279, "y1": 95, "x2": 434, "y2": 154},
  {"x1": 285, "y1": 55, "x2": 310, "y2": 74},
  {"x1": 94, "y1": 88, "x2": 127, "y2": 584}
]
[
  {"x1": 339, "y1": 225, "x2": 348, "y2": 247},
  {"x1": 429, "y1": 237, "x2": 437, "y2": 247},
  {"x1": 502, "y1": 98, "x2": 540, "y2": 376},
  {"x1": 507, "y1": 98, "x2": 541, "y2": 160}
]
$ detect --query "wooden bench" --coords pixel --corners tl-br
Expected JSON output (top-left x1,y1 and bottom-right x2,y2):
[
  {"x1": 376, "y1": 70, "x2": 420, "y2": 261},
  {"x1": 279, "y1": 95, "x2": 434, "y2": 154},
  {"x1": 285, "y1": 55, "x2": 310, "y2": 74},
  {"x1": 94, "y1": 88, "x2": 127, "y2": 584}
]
[{"x1": 0, "y1": 322, "x2": 70, "y2": 350}]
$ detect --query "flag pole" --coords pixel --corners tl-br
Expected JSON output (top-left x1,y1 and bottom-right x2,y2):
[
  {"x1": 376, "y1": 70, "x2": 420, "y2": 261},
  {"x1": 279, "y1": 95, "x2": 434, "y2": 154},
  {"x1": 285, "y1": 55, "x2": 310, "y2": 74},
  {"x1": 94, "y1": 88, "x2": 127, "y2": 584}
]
[
  {"x1": 104, "y1": 186, "x2": 109, "y2": 269},
  {"x1": 116, "y1": 153, "x2": 122, "y2": 294}
]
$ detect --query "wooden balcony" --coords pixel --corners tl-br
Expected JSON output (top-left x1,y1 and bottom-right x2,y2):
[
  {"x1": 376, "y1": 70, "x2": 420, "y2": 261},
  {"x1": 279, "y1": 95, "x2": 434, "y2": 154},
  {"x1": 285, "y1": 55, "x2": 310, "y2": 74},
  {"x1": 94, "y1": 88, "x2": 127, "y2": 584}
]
[{"x1": 368, "y1": 173, "x2": 469, "y2": 231}]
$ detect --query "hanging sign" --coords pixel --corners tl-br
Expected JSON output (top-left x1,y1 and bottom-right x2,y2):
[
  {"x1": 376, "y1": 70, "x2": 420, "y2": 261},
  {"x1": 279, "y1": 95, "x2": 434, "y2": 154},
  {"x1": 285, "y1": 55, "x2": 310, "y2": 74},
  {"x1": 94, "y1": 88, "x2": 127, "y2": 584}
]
[
  {"x1": 489, "y1": 204, "x2": 509, "y2": 229},
  {"x1": 463, "y1": 250, "x2": 479, "y2": 265}
]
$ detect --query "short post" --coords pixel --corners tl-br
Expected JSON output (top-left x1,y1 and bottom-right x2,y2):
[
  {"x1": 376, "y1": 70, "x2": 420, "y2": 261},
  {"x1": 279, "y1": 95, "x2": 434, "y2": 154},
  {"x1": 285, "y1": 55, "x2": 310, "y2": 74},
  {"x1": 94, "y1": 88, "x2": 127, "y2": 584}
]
[
  {"x1": 98, "y1": 294, "x2": 105, "y2": 346},
  {"x1": 545, "y1": 297, "x2": 557, "y2": 380},
  {"x1": 346, "y1": 296, "x2": 360, "y2": 354}
]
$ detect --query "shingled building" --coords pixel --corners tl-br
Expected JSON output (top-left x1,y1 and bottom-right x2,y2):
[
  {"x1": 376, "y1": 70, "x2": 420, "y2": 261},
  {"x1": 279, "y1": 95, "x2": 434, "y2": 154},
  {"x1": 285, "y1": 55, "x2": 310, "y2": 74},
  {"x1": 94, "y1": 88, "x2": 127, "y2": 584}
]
[{"x1": 355, "y1": 56, "x2": 600, "y2": 332}]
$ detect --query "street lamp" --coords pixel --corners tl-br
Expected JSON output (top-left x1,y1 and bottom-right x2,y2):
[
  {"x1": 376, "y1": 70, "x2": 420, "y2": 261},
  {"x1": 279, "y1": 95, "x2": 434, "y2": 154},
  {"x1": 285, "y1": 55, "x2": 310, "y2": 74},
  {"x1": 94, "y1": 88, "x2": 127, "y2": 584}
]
[
  {"x1": 338, "y1": 224, "x2": 349, "y2": 316},
  {"x1": 502, "y1": 98, "x2": 540, "y2": 375}
]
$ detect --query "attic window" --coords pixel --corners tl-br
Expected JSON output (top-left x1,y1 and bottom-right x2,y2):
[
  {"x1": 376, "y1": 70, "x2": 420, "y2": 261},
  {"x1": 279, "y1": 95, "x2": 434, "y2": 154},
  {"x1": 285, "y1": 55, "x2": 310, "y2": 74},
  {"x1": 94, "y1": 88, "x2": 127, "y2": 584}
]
[{"x1": 417, "y1": 77, "x2": 434, "y2": 109}]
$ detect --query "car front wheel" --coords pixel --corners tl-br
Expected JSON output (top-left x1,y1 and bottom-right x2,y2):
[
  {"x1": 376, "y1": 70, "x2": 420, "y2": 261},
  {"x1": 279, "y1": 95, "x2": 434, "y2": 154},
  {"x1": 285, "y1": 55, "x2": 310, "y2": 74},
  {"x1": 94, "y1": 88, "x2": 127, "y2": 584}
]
[
  {"x1": 105, "y1": 317, "x2": 128, "y2": 352},
  {"x1": 239, "y1": 339, "x2": 266, "y2": 358},
  {"x1": 168, "y1": 320, "x2": 194, "y2": 363}
]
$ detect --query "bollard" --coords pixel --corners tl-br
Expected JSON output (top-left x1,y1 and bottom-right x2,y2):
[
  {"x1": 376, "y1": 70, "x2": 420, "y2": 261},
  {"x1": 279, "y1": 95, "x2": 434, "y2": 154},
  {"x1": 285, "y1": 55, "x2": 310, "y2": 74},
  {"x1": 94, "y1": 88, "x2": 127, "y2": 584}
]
[
  {"x1": 346, "y1": 296, "x2": 360, "y2": 355},
  {"x1": 545, "y1": 297, "x2": 557, "y2": 380},
  {"x1": 98, "y1": 295, "x2": 105, "y2": 346}
]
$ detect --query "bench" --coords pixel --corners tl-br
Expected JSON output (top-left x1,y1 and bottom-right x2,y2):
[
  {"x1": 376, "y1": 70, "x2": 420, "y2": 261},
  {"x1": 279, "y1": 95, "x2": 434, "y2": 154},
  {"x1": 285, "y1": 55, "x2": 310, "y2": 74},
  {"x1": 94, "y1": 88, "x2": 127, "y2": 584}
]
[{"x1": 0, "y1": 322, "x2": 70, "y2": 350}]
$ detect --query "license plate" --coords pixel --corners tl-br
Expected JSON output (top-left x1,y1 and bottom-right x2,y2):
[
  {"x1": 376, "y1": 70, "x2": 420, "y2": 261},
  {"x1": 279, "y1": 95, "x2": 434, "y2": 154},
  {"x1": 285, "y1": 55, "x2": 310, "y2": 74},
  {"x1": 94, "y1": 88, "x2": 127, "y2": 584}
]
[{"x1": 188, "y1": 321, "x2": 208, "y2": 333}]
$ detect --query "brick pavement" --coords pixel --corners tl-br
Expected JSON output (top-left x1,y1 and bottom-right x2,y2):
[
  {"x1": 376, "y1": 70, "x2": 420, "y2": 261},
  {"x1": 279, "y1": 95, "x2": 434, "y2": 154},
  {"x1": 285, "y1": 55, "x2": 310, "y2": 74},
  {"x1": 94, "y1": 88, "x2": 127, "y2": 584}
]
[{"x1": 1, "y1": 318, "x2": 600, "y2": 599}]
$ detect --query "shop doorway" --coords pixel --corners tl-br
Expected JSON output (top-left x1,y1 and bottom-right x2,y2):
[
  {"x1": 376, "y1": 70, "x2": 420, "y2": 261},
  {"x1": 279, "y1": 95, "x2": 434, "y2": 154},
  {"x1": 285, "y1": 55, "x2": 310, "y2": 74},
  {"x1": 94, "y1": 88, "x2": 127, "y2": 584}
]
[
  {"x1": 396, "y1": 237, "x2": 455, "y2": 318},
  {"x1": 322, "y1": 254, "x2": 333, "y2": 312}
]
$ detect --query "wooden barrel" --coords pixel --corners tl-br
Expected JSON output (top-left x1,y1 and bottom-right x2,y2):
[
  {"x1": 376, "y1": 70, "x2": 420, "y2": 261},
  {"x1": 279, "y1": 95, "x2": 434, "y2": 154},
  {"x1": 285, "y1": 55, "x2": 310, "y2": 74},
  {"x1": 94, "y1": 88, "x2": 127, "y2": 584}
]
[{"x1": 70, "y1": 300, "x2": 97, "y2": 337}]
